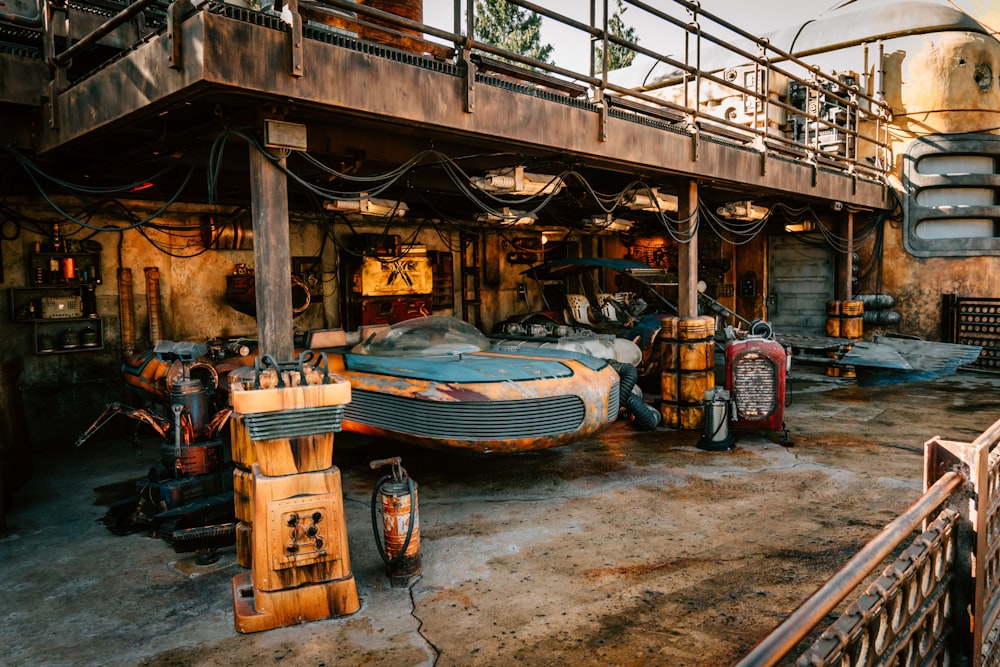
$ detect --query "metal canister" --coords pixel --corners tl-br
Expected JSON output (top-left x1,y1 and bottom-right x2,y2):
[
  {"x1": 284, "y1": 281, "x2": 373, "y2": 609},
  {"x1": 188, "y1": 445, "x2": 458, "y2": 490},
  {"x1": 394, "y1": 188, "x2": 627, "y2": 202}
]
[
  {"x1": 81, "y1": 326, "x2": 99, "y2": 347},
  {"x1": 36, "y1": 333, "x2": 55, "y2": 353},
  {"x1": 61, "y1": 256, "x2": 75, "y2": 281},
  {"x1": 60, "y1": 328, "x2": 81, "y2": 349}
]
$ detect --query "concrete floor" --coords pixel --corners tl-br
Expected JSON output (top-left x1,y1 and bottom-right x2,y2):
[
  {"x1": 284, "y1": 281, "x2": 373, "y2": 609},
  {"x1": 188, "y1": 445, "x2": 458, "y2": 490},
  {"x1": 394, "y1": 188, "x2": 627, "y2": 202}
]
[{"x1": 3, "y1": 365, "x2": 1000, "y2": 667}]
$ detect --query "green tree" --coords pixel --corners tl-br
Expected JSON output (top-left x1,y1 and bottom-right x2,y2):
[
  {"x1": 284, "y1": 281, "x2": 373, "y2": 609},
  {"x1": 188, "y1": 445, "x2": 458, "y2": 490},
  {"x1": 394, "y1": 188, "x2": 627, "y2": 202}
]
[
  {"x1": 473, "y1": 0, "x2": 554, "y2": 65},
  {"x1": 595, "y1": 0, "x2": 638, "y2": 72}
]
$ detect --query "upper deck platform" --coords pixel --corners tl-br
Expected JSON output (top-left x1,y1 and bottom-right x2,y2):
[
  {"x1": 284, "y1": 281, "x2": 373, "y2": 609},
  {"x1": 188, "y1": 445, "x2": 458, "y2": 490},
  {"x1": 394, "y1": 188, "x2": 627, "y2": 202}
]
[{"x1": 0, "y1": 0, "x2": 891, "y2": 219}]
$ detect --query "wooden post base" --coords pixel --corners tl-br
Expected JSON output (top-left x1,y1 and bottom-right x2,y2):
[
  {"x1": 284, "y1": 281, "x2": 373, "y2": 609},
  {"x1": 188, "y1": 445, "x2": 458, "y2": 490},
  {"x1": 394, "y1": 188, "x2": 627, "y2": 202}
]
[{"x1": 232, "y1": 569, "x2": 360, "y2": 633}]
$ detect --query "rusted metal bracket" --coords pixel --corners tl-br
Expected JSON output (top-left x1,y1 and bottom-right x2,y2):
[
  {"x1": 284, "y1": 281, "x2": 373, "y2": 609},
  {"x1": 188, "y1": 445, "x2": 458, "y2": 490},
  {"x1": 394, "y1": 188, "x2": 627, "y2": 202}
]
[
  {"x1": 460, "y1": 46, "x2": 475, "y2": 113},
  {"x1": 273, "y1": 0, "x2": 304, "y2": 77},
  {"x1": 167, "y1": 0, "x2": 196, "y2": 69},
  {"x1": 289, "y1": 0, "x2": 303, "y2": 78},
  {"x1": 597, "y1": 96, "x2": 608, "y2": 143},
  {"x1": 43, "y1": 0, "x2": 69, "y2": 129},
  {"x1": 752, "y1": 137, "x2": 767, "y2": 176},
  {"x1": 46, "y1": 74, "x2": 65, "y2": 130}
]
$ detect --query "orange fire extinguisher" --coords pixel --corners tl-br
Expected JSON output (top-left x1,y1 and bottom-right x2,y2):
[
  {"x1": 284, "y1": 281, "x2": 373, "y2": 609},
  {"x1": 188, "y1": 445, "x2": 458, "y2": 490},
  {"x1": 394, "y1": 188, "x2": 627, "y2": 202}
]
[{"x1": 370, "y1": 457, "x2": 422, "y2": 587}]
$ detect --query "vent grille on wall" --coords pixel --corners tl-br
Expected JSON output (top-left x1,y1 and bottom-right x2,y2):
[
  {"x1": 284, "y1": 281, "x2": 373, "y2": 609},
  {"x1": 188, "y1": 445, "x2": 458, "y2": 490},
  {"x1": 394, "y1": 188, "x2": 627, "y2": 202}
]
[{"x1": 903, "y1": 133, "x2": 1000, "y2": 257}]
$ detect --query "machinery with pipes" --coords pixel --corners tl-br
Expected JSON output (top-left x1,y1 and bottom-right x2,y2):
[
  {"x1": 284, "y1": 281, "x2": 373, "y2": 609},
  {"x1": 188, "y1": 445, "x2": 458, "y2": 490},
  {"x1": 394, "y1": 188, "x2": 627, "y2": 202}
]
[
  {"x1": 344, "y1": 238, "x2": 433, "y2": 328},
  {"x1": 495, "y1": 257, "x2": 679, "y2": 388},
  {"x1": 78, "y1": 340, "x2": 236, "y2": 553}
]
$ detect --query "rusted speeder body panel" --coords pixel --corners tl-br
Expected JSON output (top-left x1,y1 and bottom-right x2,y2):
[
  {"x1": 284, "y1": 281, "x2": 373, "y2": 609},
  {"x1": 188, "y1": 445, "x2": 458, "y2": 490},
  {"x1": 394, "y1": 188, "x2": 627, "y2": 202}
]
[
  {"x1": 325, "y1": 349, "x2": 620, "y2": 454},
  {"x1": 129, "y1": 317, "x2": 622, "y2": 455}
]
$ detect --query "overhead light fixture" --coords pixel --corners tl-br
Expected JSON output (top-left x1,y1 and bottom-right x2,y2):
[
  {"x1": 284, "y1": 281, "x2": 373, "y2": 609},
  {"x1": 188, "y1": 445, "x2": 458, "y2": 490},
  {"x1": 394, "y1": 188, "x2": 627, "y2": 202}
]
[
  {"x1": 584, "y1": 214, "x2": 633, "y2": 232},
  {"x1": 716, "y1": 201, "x2": 769, "y2": 221},
  {"x1": 540, "y1": 228, "x2": 568, "y2": 245},
  {"x1": 784, "y1": 220, "x2": 816, "y2": 233},
  {"x1": 323, "y1": 197, "x2": 408, "y2": 217},
  {"x1": 474, "y1": 208, "x2": 537, "y2": 225},
  {"x1": 622, "y1": 187, "x2": 678, "y2": 212},
  {"x1": 471, "y1": 166, "x2": 564, "y2": 196}
]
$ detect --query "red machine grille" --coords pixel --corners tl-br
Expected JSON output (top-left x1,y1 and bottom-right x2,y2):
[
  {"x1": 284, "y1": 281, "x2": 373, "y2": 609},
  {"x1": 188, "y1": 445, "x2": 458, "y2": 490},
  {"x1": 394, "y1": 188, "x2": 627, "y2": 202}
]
[
  {"x1": 731, "y1": 353, "x2": 777, "y2": 420},
  {"x1": 725, "y1": 337, "x2": 787, "y2": 432}
]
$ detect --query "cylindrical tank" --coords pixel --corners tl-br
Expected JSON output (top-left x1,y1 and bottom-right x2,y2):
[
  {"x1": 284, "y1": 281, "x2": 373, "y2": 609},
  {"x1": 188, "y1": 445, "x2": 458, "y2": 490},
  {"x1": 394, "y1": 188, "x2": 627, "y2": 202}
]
[
  {"x1": 698, "y1": 387, "x2": 734, "y2": 451},
  {"x1": 372, "y1": 460, "x2": 422, "y2": 587},
  {"x1": 118, "y1": 268, "x2": 135, "y2": 357},
  {"x1": 841, "y1": 299, "x2": 864, "y2": 339},
  {"x1": 825, "y1": 300, "x2": 842, "y2": 337},
  {"x1": 171, "y1": 377, "x2": 211, "y2": 433},
  {"x1": 145, "y1": 267, "x2": 163, "y2": 345},
  {"x1": 661, "y1": 316, "x2": 715, "y2": 430}
]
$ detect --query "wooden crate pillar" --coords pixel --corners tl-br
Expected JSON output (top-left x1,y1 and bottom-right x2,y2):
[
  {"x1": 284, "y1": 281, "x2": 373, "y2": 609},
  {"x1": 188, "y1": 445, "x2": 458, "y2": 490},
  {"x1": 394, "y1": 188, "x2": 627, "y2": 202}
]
[{"x1": 228, "y1": 365, "x2": 359, "y2": 633}]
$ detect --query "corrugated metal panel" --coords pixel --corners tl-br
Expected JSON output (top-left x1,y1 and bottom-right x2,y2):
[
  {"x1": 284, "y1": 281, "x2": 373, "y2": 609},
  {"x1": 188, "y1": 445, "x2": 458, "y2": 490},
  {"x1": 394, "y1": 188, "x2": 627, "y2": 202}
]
[
  {"x1": 345, "y1": 390, "x2": 586, "y2": 440},
  {"x1": 767, "y1": 235, "x2": 834, "y2": 335}
]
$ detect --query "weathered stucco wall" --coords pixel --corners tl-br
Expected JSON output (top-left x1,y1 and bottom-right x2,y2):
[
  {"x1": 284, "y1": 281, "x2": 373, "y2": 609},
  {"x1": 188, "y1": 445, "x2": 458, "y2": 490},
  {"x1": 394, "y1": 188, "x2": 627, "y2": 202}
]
[
  {"x1": 802, "y1": 27, "x2": 1000, "y2": 340},
  {"x1": 0, "y1": 201, "x2": 460, "y2": 447},
  {"x1": 882, "y1": 30, "x2": 1000, "y2": 339}
]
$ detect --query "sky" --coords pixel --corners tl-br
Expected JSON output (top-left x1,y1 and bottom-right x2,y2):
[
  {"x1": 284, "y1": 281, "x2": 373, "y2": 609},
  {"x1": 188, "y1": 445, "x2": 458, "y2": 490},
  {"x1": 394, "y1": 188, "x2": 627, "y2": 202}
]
[{"x1": 420, "y1": 0, "x2": 997, "y2": 72}]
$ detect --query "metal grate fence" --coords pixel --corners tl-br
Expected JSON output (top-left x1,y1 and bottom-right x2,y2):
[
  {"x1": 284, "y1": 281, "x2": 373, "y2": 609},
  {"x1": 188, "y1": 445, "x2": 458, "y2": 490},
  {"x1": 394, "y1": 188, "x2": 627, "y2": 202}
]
[{"x1": 736, "y1": 416, "x2": 1000, "y2": 666}]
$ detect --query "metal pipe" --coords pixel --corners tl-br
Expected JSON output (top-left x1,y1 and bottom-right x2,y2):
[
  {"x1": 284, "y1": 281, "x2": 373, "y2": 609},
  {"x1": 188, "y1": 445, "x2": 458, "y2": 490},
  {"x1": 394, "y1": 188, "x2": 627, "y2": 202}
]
[
  {"x1": 50, "y1": 0, "x2": 160, "y2": 68},
  {"x1": 145, "y1": 266, "x2": 163, "y2": 345},
  {"x1": 970, "y1": 416, "x2": 1000, "y2": 450},
  {"x1": 118, "y1": 267, "x2": 135, "y2": 357},
  {"x1": 734, "y1": 470, "x2": 965, "y2": 667}
]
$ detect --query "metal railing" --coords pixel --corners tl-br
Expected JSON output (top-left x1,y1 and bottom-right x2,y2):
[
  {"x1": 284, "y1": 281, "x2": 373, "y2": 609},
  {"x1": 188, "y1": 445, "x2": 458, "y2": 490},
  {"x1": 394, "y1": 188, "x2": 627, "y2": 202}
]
[
  {"x1": 319, "y1": 0, "x2": 893, "y2": 182},
  {"x1": 43, "y1": 0, "x2": 893, "y2": 183},
  {"x1": 737, "y1": 415, "x2": 1000, "y2": 666}
]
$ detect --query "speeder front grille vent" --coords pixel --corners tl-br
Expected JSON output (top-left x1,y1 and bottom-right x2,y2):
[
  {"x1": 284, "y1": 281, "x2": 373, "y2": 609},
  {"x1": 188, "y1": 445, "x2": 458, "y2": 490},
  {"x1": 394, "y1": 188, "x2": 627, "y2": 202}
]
[
  {"x1": 732, "y1": 353, "x2": 777, "y2": 421},
  {"x1": 607, "y1": 381, "x2": 620, "y2": 421},
  {"x1": 345, "y1": 390, "x2": 586, "y2": 441}
]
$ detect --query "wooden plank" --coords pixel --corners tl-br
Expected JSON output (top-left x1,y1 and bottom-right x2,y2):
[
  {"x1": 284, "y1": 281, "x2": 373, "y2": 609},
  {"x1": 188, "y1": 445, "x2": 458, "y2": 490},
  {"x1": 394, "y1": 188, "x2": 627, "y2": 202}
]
[
  {"x1": 677, "y1": 179, "x2": 699, "y2": 318},
  {"x1": 233, "y1": 463, "x2": 254, "y2": 523},
  {"x1": 231, "y1": 415, "x2": 337, "y2": 477},
  {"x1": 232, "y1": 568, "x2": 360, "y2": 633},
  {"x1": 230, "y1": 377, "x2": 351, "y2": 415},
  {"x1": 236, "y1": 522, "x2": 253, "y2": 569}
]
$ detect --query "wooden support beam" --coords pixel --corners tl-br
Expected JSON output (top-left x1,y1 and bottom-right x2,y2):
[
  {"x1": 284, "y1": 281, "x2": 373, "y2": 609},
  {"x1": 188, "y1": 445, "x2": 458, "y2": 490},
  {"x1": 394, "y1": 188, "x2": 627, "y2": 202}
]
[
  {"x1": 677, "y1": 179, "x2": 699, "y2": 318},
  {"x1": 249, "y1": 144, "x2": 294, "y2": 361}
]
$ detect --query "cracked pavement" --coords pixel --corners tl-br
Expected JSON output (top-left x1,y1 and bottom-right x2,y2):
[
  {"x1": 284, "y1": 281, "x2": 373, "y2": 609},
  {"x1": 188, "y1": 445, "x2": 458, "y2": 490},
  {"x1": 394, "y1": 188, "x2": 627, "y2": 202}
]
[{"x1": 2, "y1": 366, "x2": 999, "y2": 666}]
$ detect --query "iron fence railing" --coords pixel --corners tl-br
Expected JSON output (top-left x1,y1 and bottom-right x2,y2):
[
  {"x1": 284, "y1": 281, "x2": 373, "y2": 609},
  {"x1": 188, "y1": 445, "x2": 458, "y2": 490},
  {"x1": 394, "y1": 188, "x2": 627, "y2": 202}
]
[
  {"x1": 738, "y1": 415, "x2": 1000, "y2": 666},
  {"x1": 43, "y1": 0, "x2": 893, "y2": 184},
  {"x1": 326, "y1": 0, "x2": 893, "y2": 182}
]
